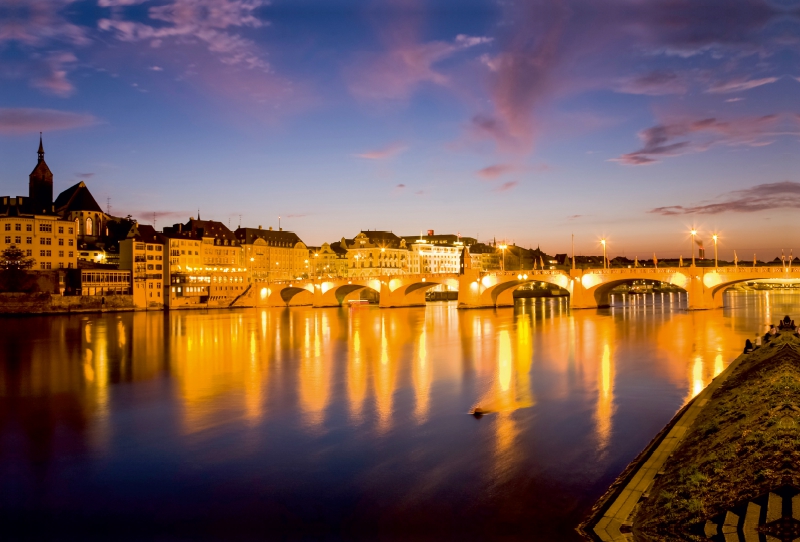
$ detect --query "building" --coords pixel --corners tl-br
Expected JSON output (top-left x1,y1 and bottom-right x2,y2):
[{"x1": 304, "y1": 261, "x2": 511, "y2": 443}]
[
  {"x1": 342, "y1": 231, "x2": 408, "y2": 277},
  {"x1": 0, "y1": 137, "x2": 78, "y2": 271},
  {"x1": 54, "y1": 180, "x2": 111, "y2": 253},
  {"x1": 235, "y1": 226, "x2": 309, "y2": 281},
  {"x1": 119, "y1": 223, "x2": 165, "y2": 308},
  {"x1": 309, "y1": 241, "x2": 349, "y2": 278},
  {"x1": 163, "y1": 218, "x2": 247, "y2": 307},
  {"x1": 466, "y1": 243, "x2": 500, "y2": 271},
  {"x1": 401, "y1": 233, "x2": 471, "y2": 274}
]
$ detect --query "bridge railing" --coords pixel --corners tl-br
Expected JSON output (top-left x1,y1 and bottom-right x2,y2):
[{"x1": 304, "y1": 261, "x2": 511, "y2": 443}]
[
  {"x1": 492, "y1": 269, "x2": 566, "y2": 277},
  {"x1": 714, "y1": 266, "x2": 788, "y2": 274},
  {"x1": 581, "y1": 268, "x2": 675, "y2": 275}
]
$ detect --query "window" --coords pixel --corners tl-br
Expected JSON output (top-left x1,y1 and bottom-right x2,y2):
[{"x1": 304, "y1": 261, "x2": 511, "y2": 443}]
[
  {"x1": 85, "y1": 217, "x2": 93, "y2": 236},
  {"x1": 3, "y1": 224, "x2": 8, "y2": 231},
  {"x1": 26, "y1": 224, "x2": 32, "y2": 232},
  {"x1": 58, "y1": 238, "x2": 64, "y2": 246},
  {"x1": 59, "y1": 251, "x2": 64, "y2": 257},
  {"x1": 26, "y1": 237, "x2": 32, "y2": 244},
  {"x1": 68, "y1": 239, "x2": 73, "y2": 247},
  {"x1": 59, "y1": 262, "x2": 64, "y2": 269},
  {"x1": 46, "y1": 250, "x2": 51, "y2": 257},
  {"x1": 26, "y1": 250, "x2": 31, "y2": 256},
  {"x1": 155, "y1": 264, "x2": 162, "y2": 270},
  {"x1": 14, "y1": 236, "x2": 20, "y2": 244},
  {"x1": 58, "y1": 226, "x2": 64, "y2": 234},
  {"x1": 45, "y1": 262, "x2": 51, "y2": 269},
  {"x1": 39, "y1": 223, "x2": 52, "y2": 233},
  {"x1": 68, "y1": 251, "x2": 73, "y2": 258},
  {"x1": 15, "y1": 224, "x2": 21, "y2": 231},
  {"x1": 68, "y1": 227, "x2": 73, "y2": 235},
  {"x1": 3, "y1": 236, "x2": 9, "y2": 243},
  {"x1": 40, "y1": 262, "x2": 45, "y2": 270}
]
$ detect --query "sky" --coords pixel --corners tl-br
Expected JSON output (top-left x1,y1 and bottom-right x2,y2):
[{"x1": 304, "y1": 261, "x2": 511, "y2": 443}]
[{"x1": 0, "y1": 0, "x2": 798, "y2": 259}]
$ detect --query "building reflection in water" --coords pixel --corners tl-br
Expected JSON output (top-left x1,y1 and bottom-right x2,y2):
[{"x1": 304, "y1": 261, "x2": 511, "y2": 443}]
[{"x1": 4, "y1": 291, "x2": 800, "y2": 511}]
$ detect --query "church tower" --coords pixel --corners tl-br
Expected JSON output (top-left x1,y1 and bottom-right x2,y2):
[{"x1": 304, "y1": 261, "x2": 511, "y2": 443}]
[{"x1": 29, "y1": 133, "x2": 54, "y2": 214}]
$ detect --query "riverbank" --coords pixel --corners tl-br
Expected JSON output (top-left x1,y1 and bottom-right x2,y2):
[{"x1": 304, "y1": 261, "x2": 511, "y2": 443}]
[{"x1": 581, "y1": 327, "x2": 800, "y2": 541}]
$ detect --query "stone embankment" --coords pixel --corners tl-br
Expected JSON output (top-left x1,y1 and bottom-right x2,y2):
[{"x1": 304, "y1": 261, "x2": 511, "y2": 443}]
[
  {"x1": 580, "y1": 322, "x2": 800, "y2": 542},
  {"x1": 0, "y1": 293, "x2": 135, "y2": 315}
]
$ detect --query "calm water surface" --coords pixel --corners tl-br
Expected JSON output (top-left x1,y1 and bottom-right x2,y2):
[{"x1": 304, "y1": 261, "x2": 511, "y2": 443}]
[{"x1": 1, "y1": 291, "x2": 795, "y2": 541}]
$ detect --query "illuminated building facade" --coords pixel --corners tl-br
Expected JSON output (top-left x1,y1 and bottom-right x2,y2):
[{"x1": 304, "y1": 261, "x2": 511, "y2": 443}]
[
  {"x1": 467, "y1": 243, "x2": 501, "y2": 271},
  {"x1": 401, "y1": 234, "x2": 474, "y2": 275},
  {"x1": 309, "y1": 241, "x2": 349, "y2": 278},
  {"x1": 343, "y1": 231, "x2": 408, "y2": 277},
  {"x1": 119, "y1": 223, "x2": 164, "y2": 308},
  {"x1": 0, "y1": 137, "x2": 78, "y2": 271},
  {"x1": 235, "y1": 226, "x2": 309, "y2": 281},
  {"x1": 163, "y1": 218, "x2": 248, "y2": 306}
]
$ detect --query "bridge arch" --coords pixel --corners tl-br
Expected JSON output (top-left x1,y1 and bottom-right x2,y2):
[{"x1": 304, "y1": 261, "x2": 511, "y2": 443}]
[
  {"x1": 458, "y1": 271, "x2": 572, "y2": 308},
  {"x1": 572, "y1": 271, "x2": 689, "y2": 308},
  {"x1": 380, "y1": 275, "x2": 459, "y2": 307}
]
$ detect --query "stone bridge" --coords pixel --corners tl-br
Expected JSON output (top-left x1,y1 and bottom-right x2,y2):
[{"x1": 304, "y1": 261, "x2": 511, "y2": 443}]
[{"x1": 237, "y1": 266, "x2": 799, "y2": 311}]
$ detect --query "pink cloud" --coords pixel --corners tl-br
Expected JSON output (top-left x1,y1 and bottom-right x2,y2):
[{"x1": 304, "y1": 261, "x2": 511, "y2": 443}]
[
  {"x1": 99, "y1": 0, "x2": 270, "y2": 70},
  {"x1": 0, "y1": 108, "x2": 99, "y2": 134},
  {"x1": 494, "y1": 181, "x2": 518, "y2": 193},
  {"x1": 476, "y1": 164, "x2": 516, "y2": 180},
  {"x1": 612, "y1": 114, "x2": 784, "y2": 165},
  {"x1": 355, "y1": 142, "x2": 408, "y2": 160},
  {"x1": 650, "y1": 181, "x2": 800, "y2": 215},
  {"x1": 347, "y1": 33, "x2": 492, "y2": 101},
  {"x1": 32, "y1": 51, "x2": 78, "y2": 95},
  {"x1": 468, "y1": 0, "x2": 781, "y2": 154}
]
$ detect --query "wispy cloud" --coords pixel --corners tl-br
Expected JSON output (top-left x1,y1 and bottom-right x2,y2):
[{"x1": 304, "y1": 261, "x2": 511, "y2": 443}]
[
  {"x1": 76, "y1": 173, "x2": 95, "y2": 179},
  {"x1": 614, "y1": 71, "x2": 688, "y2": 96},
  {"x1": 32, "y1": 51, "x2": 78, "y2": 95},
  {"x1": 0, "y1": 108, "x2": 99, "y2": 134},
  {"x1": 612, "y1": 114, "x2": 782, "y2": 165},
  {"x1": 476, "y1": 164, "x2": 516, "y2": 180},
  {"x1": 494, "y1": 181, "x2": 518, "y2": 193},
  {"x1": 707, "y1": 77, "x2": 779, "y2": 94},
  {"x1": 567, "y1": 214, "x2": 583, "y2": 220},
  {"x1": 706, "y1": 77, "x2": 779, "y2": 94},
  {"x1": 650, "y1": 181, "x2": 800, "y2": 215},
  {"x1": 355, "y1": 142, "x2": 408, "y2": 160},
  {"x1": 99, "y1": 0, "x2": 270, "y2": 70},
  {"x1": 469, "y1": 0, "x2": 781, "y2": 153},
  {"x1": 347, "y1": 33, "x2": 492, "y2": 101}
]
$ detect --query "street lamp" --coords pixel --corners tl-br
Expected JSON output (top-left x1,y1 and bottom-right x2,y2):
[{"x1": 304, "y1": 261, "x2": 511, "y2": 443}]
[
  {"x1": 691, "y1": 229, "x2": 697, "y2": 267},
  {"x1": 499, "y1": 244, "x2": 507, "y2": 272},
  {"x1": 712, "y1": 234, "x2": 718, "y2": 271},
  {"x1": 601, "y1": 238, "x2": 607, "y2": 269}
]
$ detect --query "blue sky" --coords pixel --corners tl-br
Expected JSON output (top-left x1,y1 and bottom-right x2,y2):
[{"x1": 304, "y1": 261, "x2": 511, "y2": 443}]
[{"x1": 0, "y1": 0, "x2": 798, "y2": 259}]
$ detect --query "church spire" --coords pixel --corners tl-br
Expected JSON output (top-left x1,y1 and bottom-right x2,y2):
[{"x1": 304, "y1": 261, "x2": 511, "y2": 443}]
[{"x1": 38, "y1": 133, "x2": 44, "y2": 163}]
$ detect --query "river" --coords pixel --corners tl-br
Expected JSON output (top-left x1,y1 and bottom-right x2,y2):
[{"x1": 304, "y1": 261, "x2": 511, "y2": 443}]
[{"x1": 0, "y1": 291, "x2": 794, "y2": 541}]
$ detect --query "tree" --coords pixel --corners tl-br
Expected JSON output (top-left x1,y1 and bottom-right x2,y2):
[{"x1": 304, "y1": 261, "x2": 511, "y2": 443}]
[{"x1": 0, "y1": 245, "x2": 38, "y2": 292}]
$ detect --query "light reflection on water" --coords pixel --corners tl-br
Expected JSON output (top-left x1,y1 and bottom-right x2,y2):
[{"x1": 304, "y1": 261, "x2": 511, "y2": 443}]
[{"x1": 0, "y1": 291, "x2": 796, "y2": 540}]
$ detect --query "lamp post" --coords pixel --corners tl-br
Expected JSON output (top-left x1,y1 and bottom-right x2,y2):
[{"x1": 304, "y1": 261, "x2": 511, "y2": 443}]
[
  {"x1": 499, "y1": 244, "x2": 507, "y2": 272},
  {"x1": 690, "y1": 229, "x2": 697, "y2": 267},
  {"x1": 712, "y1": 234, "x2": 718, "y2": 271},
  {"x1": 601, "y1": 238, "x2": 607, "y2": 269}
]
